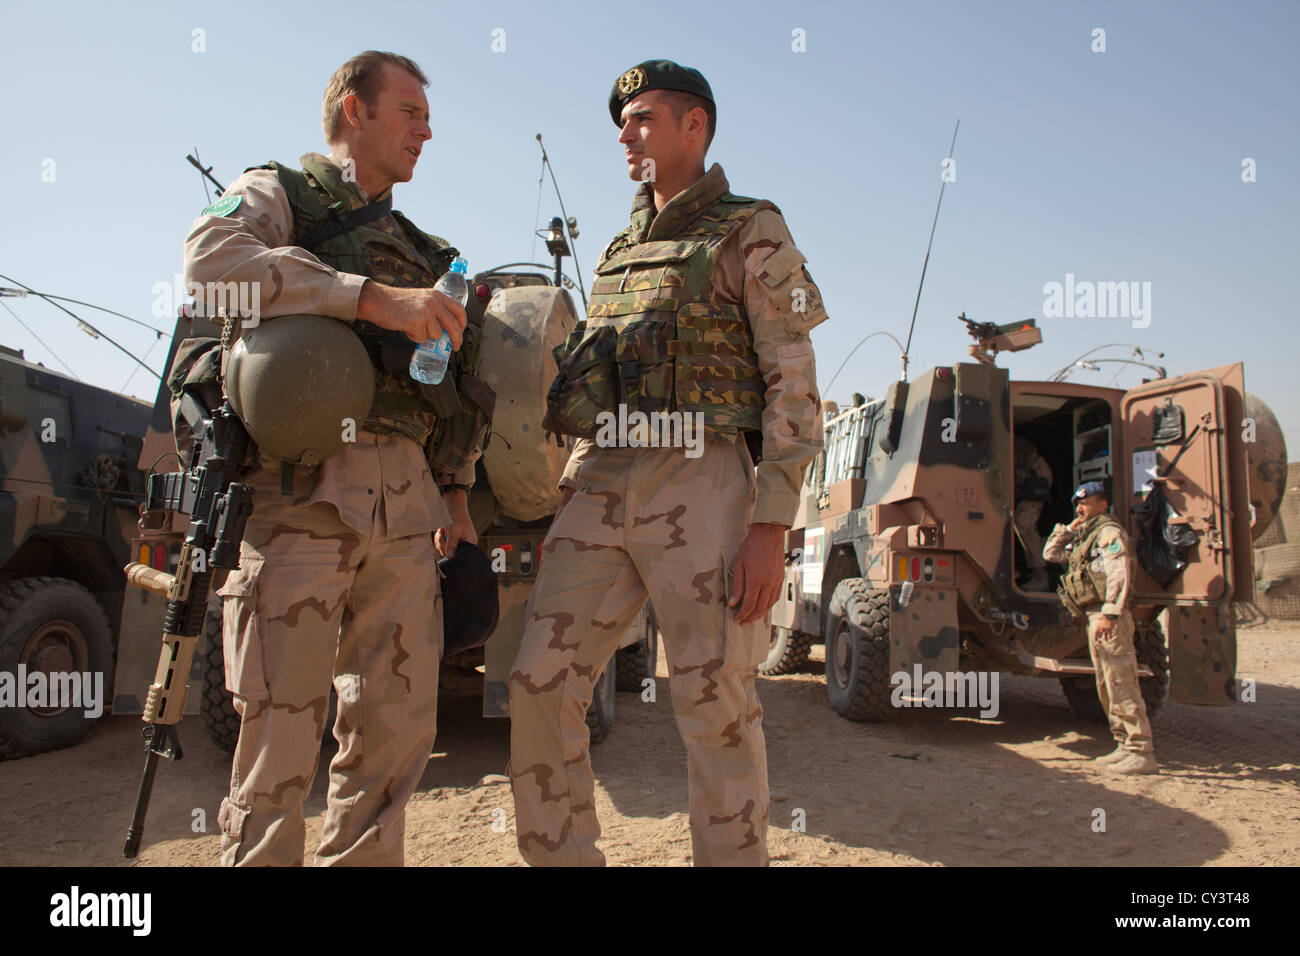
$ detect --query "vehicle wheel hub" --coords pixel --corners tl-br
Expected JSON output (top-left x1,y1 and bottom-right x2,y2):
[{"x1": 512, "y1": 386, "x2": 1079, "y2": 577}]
[
  {"x1": 20, "y1": 620, "x2": 88, "y2": 717},
  {"x1": 832, "y1": 625, "x2": 852, "y2": 686}
]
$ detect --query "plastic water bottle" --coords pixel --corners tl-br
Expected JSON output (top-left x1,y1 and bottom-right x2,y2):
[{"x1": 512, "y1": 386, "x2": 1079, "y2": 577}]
[{"x1": 409, "y1": 256, "x2": 469, "y2": 385}]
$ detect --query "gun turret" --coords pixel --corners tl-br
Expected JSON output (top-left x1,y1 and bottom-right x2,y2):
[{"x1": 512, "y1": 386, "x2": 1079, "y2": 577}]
[{"x1": 960, "y1": 313, "x2": 1043, "y2": 359}]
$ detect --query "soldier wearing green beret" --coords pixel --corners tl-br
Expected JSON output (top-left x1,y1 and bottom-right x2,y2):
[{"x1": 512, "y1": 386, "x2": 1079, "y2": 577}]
[{"x1": 509, "y1": 59, "x2": 830, "y2": 865}]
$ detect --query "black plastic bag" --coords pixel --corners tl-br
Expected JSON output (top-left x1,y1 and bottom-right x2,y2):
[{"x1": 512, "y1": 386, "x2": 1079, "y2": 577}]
[{"x1": 1133, "y1": 484, "x2": 1198, "y2": 585}]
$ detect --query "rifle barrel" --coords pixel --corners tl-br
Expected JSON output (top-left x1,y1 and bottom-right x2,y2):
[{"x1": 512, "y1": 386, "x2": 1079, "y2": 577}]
[{"x1": 123, "y1": 729, "x2": 166, "y2": 858}]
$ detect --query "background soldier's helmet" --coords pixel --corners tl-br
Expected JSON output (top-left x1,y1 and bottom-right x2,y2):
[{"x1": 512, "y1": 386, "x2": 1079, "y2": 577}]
[{"x1": 225, "y1": 315, "x2": 375, "y2": 467}]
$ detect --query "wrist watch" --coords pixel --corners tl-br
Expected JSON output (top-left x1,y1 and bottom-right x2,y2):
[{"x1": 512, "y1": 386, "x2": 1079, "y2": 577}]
[{"x1": 439, "y1": 483, "x2": 471, "y2": 494}]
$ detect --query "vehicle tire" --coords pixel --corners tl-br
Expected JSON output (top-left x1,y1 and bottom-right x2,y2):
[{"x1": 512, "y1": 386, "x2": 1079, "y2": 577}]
[
  {"x1": 615, "y1": 603, "x2": 659, "y2": 692},
  {"x1": 587, "y1": 654, "x2": 617, "y2": 745},
  {"x1": 201, "y1": 594, "x2": 337, "y2": 754},
  {"x1": 0, "y1": 577, "x2": 114, "y2": 759},
  {"x1": 200, "y1": 593, "x2": 241, "y2": 754},
  {"x1": 823, "y1": 578, "x2": 892, "y2": 722},
  {"x1": 1059, "y1": 617, "x2": 1170, "y2": 723},
  {"x1": 759, "y1": 626, "x2": 814, "y2": 676}
]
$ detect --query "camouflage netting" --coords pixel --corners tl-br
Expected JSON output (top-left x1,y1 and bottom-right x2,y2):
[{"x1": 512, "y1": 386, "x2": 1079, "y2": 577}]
[
  {"x1": 1250, "y1": 461, "x2": 1300, "y2": 619},
  {"x1": 477, "y1": 285, "x2": 579, "y2": 521}
]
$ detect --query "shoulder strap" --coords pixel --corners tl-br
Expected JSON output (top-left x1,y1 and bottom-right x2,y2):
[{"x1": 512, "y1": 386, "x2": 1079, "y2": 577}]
[
  {"x1": 258, "y1": 161, "x2": 325, "y2": 237},
  {"x1": 296, "y1": 195, "x2": 392, "y2": 250},
  {"x1": 257, "y1": 160, "x2": 399, "y2": 254},
  {"x1": 261, "y1": 161, "x2": 397, "y2": 253}
]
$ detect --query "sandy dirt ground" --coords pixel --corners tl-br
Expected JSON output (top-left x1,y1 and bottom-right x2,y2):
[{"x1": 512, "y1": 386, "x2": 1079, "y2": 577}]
[{"x1": 1, "y1": 621, "x2": 1296, "y2": 867}]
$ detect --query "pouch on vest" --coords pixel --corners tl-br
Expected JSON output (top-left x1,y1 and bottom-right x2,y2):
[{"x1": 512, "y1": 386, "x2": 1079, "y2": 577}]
[
  {"x1": 424, "y1": 297, "x2": 496, "y2": 470},
  {"x1": 166, "y1": 336, "x2": 263, "y2": 474},
  {"x1": 671, "y1": 301, "x2": 765, "y2": 421},
  {"x1": 428, "y1": 372, "x2": 495, "y2": 473},
  {"x1": 543, "y1": 324, "x2": 620, "y2": 439},
  {"x1": 615, "y1": 321, "x2": 675, "y2": 416},
  {"x1": 166, "y1": 336, "x2": 225, "y2": 468},
  {"x1": 1057, "y1": 583, "x2": 1085, "y2": 622}
]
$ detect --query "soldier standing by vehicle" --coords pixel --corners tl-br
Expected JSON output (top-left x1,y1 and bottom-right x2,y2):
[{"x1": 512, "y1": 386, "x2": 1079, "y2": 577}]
[
  {"x1": 184, "y1": 51, "x2": 481, "y2": 865},
  {"x1": 508, "y1": 60, "x2": 829, "y2": 866},
  {"x1": 1043, "y1": 481, "x2": 1158, "y2": 775},
  {"x1": 1014, "y1": 435, "x2": 1053, "y2": 590}
]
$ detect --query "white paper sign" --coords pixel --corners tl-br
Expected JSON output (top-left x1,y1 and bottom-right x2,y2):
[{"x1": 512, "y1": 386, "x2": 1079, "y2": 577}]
[
  {"x1": 1132, "y1": 449, "x2": 1158, "y2": 494},
  {"x1": 802, "y1": 527, "x2": 825, "y2": 594}
]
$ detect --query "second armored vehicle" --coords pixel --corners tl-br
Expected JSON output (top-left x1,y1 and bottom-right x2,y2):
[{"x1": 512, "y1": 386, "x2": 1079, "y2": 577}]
[{"x1": 766, "y1": 319, "x2": 1285, "y2": 722}]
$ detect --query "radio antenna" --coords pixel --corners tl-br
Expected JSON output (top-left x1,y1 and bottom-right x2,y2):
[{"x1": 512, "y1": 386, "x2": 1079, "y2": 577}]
[
  {"x1": 900, "y1": 119, "x2": 960, "y2": 382},
  {"x1": 535, "y1": 135, "x2": 587, "y2": 310}
]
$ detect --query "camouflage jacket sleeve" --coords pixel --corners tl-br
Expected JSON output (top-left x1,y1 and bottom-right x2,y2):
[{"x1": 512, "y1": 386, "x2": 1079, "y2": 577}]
[
  {"x1": 1094, "y1": 526, "x2": 1133, "y2": 615},
  {"x1": 721, "y1": 208, "x2": 829, "y2": 526},
  {"x1": 1042, "y1": 523, "x2": 1074, "y2": 564},
  {"x1": 432, "y1": 448, "x2": 479, "y2": 489},
  {"x1": 182, "y1": 168, "x2": 367, "y2": 323}
]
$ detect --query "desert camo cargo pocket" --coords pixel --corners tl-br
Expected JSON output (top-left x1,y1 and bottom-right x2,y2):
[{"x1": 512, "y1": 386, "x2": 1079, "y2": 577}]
[
  {"x1": 720, "y1": 547, "x2": 768, "y2": 668},
  {"x1": 543, "y1": 324, "x2": 620, "y2": 438},
  {"x1": 216, "y1": 553, "x2": 269, "y2": 699}
]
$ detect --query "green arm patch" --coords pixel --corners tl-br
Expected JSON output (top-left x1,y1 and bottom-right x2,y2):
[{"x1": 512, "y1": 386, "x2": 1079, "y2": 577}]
[
  {"x1": 1106, "y1": 539, "x2": 1123, "y2": 555},
  {"x1": 202, "y1": 194, "x2": 243, "y2": 217}
]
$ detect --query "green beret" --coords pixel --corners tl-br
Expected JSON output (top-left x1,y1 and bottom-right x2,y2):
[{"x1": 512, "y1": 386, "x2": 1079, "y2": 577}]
[{"x1": 608, "y1": 59, "x2": 714, "y2": 126}]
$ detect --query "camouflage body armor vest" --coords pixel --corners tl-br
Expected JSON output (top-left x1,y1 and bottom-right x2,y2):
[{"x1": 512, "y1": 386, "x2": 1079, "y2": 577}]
[
  {"x1": 257, "y1": 155, "x2": 491, "y2": 473},
  {"x1": 1061, "y1": 513, "x2": 1134, "y2": 612},
  {"x1": 544, "y1": 191, "x2": 771, "y2": 447}
]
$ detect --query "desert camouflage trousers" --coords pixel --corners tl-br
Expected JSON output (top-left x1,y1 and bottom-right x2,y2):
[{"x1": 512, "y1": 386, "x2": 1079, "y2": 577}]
[
  {"x1": 509, "y1": 439, "x2": 769, "y2": 866},
  {"x1": 216, "y1": 432, "x2": 443, "y2": 866},
  {"x1": 1085, "y1": 609, "x2": 1154, "y2": 754}
]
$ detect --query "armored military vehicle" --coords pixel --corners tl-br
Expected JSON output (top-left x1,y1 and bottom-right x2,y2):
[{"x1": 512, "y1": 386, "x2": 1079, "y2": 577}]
[
  {"x1": 462, "y1": 269, "x2": 657, "y2": 740},
  {"x1": 112, "y1": 267, "x2": 657, "y2": 751},
  {"x1": 766, "y1": 318, "x2": 1287, "y2": 723},
  {"x1": 0, "y1": 345, "x2": 152, "y2": 757}
]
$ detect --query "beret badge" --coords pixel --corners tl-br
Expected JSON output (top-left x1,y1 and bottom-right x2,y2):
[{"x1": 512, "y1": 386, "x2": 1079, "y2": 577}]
[{"x1": 617, "y1": 66, "x2": 647, "y2": 96}]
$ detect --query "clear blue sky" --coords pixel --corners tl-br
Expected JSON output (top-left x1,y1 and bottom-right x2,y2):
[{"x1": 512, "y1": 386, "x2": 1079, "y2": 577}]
[{"x1": 3, "y1": 0, "x2": 1297, "y2": 443}]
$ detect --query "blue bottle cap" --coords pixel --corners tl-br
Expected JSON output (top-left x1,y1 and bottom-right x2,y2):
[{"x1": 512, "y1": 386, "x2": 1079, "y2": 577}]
[{"x1": 449, "y1": 256, "x2": 468, "y2": 275}]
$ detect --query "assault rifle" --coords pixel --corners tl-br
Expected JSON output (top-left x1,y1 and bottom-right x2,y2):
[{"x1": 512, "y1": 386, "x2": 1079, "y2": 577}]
[{"x1": 121, "y1": 385, "x2": 253, "y2": 858}]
